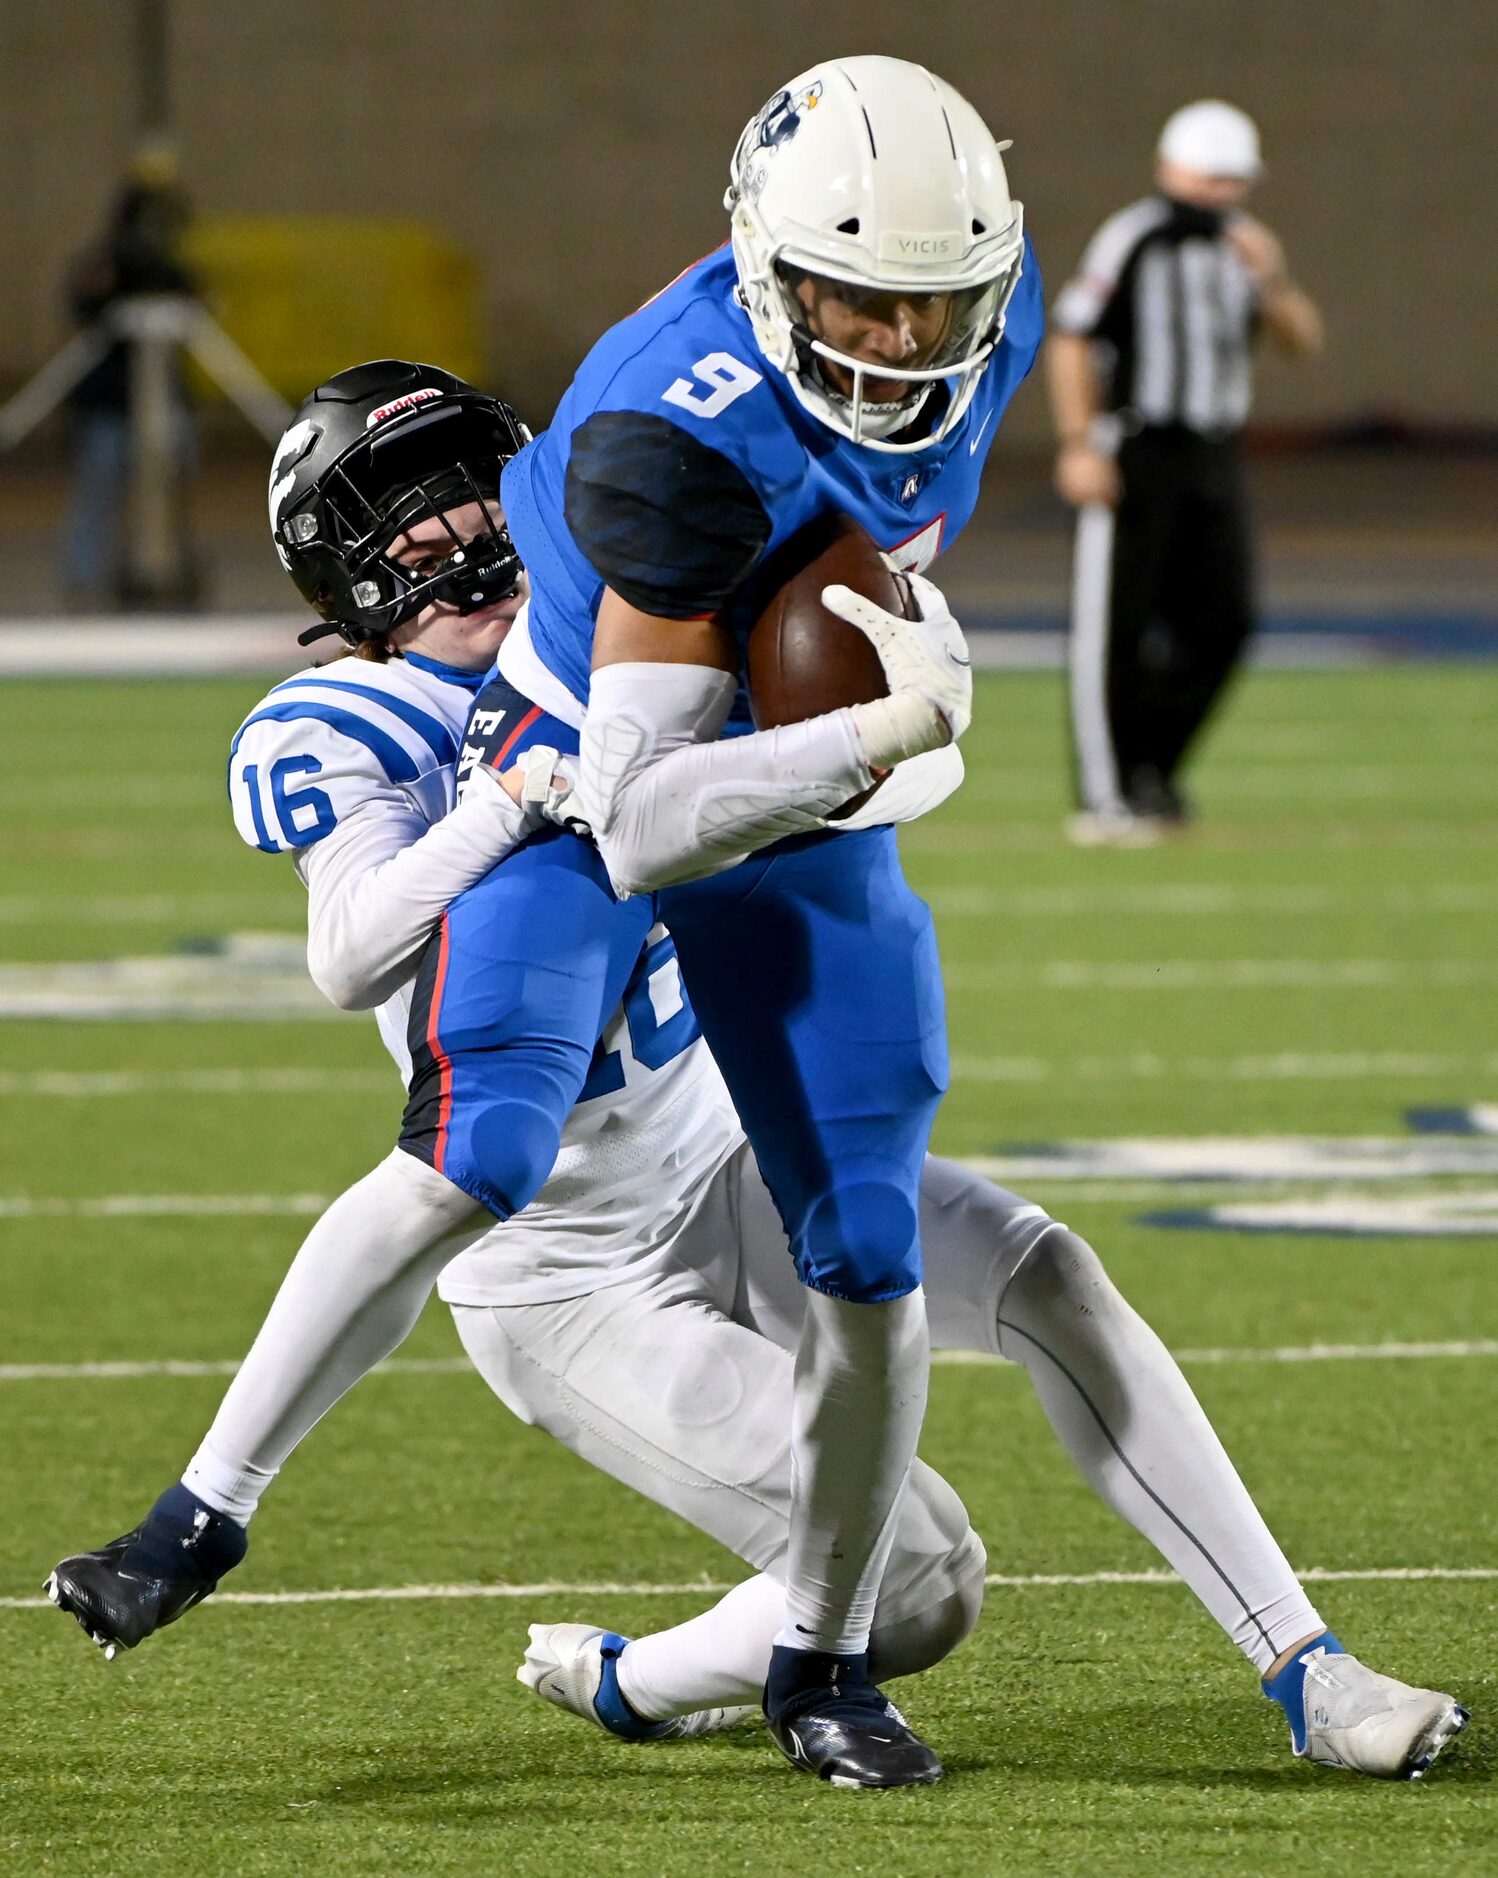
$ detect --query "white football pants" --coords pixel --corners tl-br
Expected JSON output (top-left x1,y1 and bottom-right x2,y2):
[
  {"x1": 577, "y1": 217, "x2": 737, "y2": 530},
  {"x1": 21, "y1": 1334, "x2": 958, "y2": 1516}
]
[{"x1": 452, "y1": 1146, "x2": 1322, "y2": 1711}]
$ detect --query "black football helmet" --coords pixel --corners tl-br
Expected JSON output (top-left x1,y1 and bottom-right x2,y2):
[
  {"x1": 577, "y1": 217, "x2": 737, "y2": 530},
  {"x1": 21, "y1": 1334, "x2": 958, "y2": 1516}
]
[{"x1": 268, "y1": 360, "x2": 529, "y2": 649}]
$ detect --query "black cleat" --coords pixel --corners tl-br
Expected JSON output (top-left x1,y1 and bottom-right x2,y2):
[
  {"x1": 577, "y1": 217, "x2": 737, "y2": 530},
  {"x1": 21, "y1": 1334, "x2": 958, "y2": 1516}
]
[
  {"x1": 763, "y1": 1645, "x2": 943, "y2": 1789},
  {"x1": 45, "y1": 1484, "x2": 247, "y2": 1659},
  {"x1": 1126, "y1": 764, "x2": 1193, "y2": 828}
]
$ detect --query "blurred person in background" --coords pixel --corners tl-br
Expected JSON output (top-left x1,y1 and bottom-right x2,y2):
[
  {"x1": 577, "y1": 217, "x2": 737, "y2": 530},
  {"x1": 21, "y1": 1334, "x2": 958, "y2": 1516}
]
[
  {"x1": 1047, "y1": 100, "x2": 1323, "y2": 845},
  {"x1": 58, "y1": 142, "x2": 199, "y2": 607}
]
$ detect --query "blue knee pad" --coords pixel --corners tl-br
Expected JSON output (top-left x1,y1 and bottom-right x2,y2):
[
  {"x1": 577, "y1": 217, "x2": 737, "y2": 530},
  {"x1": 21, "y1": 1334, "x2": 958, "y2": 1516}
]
[
  {"x1": 796, "y1": 1175, "x2": 924, "y2": 1302},
  {"x1": 663, "y1": 826, "x2": 946, "y2": 1303},
  {"x1": 401, "y1": 829, "x2": 656, "y2": 1217}
]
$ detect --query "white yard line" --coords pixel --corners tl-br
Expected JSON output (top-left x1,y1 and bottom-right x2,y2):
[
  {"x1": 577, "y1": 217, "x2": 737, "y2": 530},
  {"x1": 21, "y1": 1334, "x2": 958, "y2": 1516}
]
[
  {"x1": 912, "y1": 822, "x2": 1493, "y2": 857},
  {"x1": 926, "y1": 883, "x2": 1498, "y2": 919},
  {"x1": 1033, "y1": 959, "x2": 1494, "y2": 991},
  {"x1": 0, "y1": 1070, "x2": 388, "y2": 1098},
  {"x1": 0, "y1": 895, "x2": 296, "y2": 925},
  {"x1": 933, "y1": 1341, "x2": 1498, "y2": 1369},
  {"x1": 1175, "y1": 1339, "x2": 1498, "y2": 1364},
  {"x1": 0, "y1": 1357, "x2": 473, "y2": 1381},
  {"x1": 952, "y1": 1050, "x2": 1498, "y2": 1083},
  {"x1": 6, "y1": 1563, "x2": 1495, "y2": 1612},
  {"x1": 5, "y1": 1341, "x2": 1496, "y2": 1384},
  {"x1": 0, "y1": 1195, "x2": 329, "y2": 1219},
  {"x1": 962, "y1": 1137, "x2": 1498, "y2": 1182}
]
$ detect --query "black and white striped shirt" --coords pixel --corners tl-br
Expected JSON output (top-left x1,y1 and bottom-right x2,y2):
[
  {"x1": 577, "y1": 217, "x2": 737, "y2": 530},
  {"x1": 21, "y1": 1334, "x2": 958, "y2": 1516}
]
[{"x1": 1053, "y1": 197, "x2": 1260, "y2": 435}]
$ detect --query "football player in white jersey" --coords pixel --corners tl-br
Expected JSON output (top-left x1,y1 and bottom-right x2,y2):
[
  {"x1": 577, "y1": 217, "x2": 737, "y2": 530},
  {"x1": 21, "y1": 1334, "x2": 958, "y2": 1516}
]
[{"x1": 48, "y1": 363, "x2": 1465, "y2": 1785}]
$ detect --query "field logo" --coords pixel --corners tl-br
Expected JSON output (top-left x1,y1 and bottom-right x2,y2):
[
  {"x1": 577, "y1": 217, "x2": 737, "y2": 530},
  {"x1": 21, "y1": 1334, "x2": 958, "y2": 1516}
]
[{"x1": 1143, "y1": 1194, "x2": 1498, "y2": 1239}]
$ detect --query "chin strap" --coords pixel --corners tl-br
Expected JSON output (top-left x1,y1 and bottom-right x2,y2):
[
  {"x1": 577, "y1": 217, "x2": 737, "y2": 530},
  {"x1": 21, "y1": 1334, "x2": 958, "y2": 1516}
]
[
  {"x1": 819, "y1": 374, "x2": 933, "y2": 441},
  {"x1": 296, "y1": 619, "x2": 351, "y2": 649}
]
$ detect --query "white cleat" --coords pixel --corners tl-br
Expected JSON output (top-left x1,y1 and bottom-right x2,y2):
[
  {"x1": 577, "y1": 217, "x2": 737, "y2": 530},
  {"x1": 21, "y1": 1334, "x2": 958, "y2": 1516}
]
[
  {"x1": 1065, "y1": 809, "x2": 1166, "y2": 849},
  {"x1": 518, "y1": 1622, "x2": 758, "y2": 1742},
  {"x1": 1291, "y1": 1646, "x2": 1468, "y2": 1779}
]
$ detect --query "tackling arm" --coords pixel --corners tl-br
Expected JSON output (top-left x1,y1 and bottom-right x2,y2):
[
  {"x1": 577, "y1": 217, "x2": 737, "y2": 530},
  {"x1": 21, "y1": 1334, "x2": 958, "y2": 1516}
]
[{"x1": 298, "y1": 765, "x2": 534, "y2": 1010}]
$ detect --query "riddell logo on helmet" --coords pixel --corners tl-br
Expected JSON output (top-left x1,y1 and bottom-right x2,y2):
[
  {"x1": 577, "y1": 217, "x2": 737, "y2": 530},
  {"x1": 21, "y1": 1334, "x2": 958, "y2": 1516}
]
[
  {"x1": 880, "y1": 231, "x2": 962, "y2": 261},
  {"x1": 365, "y1": 387, "x2": 443, "y2": 428}
]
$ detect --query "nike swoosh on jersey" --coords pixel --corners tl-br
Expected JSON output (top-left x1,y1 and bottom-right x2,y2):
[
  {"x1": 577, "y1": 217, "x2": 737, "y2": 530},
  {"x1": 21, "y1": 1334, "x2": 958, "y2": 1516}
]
[{"x1": 968, "y1": 411, "x2": 995, "y2": 455}]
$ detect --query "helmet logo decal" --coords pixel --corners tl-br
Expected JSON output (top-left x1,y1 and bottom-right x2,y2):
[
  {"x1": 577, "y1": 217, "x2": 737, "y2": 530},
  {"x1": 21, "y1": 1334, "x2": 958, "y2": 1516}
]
[
  {"x1": 754, "y1": 80, "x2": 822, "y2": 152},
  {"x1": 365, "y1": 387, "x2": 443, "y2": 428},
  {"x1": 268, "y1": 418, "x2": 316, "y2": 530}
]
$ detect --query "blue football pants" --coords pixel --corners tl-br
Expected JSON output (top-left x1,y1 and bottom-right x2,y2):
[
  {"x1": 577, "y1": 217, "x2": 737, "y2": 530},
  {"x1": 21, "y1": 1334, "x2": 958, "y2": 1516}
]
[
  {"x1": 400, "y1": 677, "x2": 948, "y2": 1299},
  {"x1": 661, "y1": 827, "x2": 947, "y2": 1300}
]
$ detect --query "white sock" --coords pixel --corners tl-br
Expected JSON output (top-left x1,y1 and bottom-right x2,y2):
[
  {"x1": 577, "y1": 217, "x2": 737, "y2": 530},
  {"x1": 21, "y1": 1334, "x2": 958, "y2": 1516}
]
[
  {"x1": 618, "y1": 1560, "x2": 987, "y2": 1720},
  {"x1": 182, "y1": 1149, "x2": 482, "y2": 1524},
  {"x1": 998, "y1": 1228, "x2": 1324, "y2": 1674},
  {"x1": 776, "y1": 1287, "x2": 929, "y2": 1656},
  {"x1": 180, "y1": 1445, "x2": 277, "y2": 1527},
  {"x1": 618, "y1": 1574, "x2": 785, "y2": 1718}
]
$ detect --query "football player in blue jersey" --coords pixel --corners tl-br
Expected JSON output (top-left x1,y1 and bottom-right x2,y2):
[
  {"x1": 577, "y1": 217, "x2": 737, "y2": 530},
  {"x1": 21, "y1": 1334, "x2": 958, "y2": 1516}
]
[{"x1": 384, "y1": 54, "x2": 1045, "y2": 1787}]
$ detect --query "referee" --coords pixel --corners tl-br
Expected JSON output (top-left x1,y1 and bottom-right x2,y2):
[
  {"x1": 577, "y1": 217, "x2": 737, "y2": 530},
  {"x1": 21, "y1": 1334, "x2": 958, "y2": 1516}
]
[{"x1": 1047, "y1": 100, "x2": 1323, "y2": 843}]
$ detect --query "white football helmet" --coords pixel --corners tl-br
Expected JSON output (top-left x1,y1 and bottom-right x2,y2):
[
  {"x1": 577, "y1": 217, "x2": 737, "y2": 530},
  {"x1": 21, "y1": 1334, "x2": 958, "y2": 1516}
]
[{"x1": 726, "y1": 56, "x2": 1025, "y2": 454}]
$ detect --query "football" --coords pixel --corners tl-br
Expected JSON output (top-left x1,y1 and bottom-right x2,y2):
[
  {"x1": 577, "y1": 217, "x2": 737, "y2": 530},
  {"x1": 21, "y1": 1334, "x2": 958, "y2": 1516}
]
[{"x1": 745, "y1": 512, "x2": 911, "y2": 728}]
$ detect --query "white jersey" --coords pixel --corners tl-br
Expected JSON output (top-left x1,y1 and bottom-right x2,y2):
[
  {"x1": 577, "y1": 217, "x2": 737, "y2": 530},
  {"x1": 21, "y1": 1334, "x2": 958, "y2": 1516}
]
[
  {"x1": 228, "y1": 648, "x2": 743, "y2": 1306},
  {"x1": 230, "y1": 650, "x2": 477, "y2": 1069}
]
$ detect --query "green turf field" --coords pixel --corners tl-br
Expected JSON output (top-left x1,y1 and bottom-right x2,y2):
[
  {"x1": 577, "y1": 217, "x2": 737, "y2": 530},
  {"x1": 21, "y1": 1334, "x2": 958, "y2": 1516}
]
[{"x1": 2, "y1": 668, "x2": 1494, "y2": 1874}]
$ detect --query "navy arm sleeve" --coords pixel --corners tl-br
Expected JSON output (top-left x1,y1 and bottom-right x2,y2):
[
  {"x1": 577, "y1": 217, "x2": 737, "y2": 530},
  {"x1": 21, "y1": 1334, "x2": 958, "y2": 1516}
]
[{"x1": 563, "y1": 410, "x2": 773, "y2": 619}]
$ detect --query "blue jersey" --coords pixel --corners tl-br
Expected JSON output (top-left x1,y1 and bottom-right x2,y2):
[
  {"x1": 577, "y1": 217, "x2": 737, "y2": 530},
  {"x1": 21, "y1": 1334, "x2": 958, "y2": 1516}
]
[{"x1": 502, "y1": 240, "x2": 1043, "y2": 709}]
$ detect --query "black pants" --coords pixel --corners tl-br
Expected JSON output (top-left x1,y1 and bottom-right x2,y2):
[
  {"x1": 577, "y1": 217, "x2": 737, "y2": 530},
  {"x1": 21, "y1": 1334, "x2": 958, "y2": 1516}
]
[{"x1": 1068, "y1": 426, "x2": 1253, "y2": 812}]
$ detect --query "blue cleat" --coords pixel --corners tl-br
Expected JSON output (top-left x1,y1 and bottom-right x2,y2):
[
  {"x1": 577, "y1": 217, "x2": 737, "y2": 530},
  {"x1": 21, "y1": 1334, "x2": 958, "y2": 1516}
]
[
  {"x1": 45, "y1": 1484, "x2": 247, "y2": 1659},
  {"x1": 763, "y1": 1644, "x2": 943, "y2": 1788}
]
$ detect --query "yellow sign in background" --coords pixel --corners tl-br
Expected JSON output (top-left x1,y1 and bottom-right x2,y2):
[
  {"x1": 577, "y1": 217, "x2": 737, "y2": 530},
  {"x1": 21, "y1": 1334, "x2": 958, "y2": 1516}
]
[{"x1": 185, "y1": 215, "x2": 485, "y2": 404}]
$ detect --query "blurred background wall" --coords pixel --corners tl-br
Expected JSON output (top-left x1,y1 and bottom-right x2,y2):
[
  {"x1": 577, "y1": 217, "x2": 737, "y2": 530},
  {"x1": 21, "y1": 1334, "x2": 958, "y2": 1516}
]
[{"x1": 1, "y1": 0, "x2": 1494, "y2": 438}]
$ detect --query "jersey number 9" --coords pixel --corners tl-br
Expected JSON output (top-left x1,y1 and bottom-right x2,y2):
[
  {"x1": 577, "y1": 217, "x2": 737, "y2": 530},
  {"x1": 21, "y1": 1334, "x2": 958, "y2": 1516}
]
[{"x1": 661, "y1": 351, "x2": 763, "y2": 420}]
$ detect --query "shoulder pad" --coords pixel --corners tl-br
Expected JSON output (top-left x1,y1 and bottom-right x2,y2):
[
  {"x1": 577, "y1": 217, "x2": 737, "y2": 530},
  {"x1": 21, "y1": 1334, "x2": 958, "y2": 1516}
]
[
  {"x1": 564, "y1": 410, "x2": 772, "y2": 617},
  {"x1": 227, "y1": 668, "x2": 456, "y2": 852}
]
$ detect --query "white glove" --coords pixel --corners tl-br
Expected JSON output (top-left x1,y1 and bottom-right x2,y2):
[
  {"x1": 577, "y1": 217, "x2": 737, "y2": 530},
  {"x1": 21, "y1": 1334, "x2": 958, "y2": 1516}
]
[
  {"x1": 518, "y1": 743, "x2": 592, "y2": 837},
  {"x1": 821, "y1": 573, "x2": 973, "y2": 770}
]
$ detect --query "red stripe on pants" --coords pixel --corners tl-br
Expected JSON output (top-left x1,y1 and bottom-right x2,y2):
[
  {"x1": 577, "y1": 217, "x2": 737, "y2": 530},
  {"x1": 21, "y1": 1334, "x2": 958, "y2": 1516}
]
[
  {"x1": 489, "y1": 705, "x2": 543, "y2": 771},
  {"x1": 426, "y1": 914, "x2": 454, "y2": 1173}
]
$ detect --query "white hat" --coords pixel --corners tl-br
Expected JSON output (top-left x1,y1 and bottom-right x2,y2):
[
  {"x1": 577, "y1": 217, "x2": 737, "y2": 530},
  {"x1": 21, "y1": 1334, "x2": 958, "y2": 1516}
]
[{"x1": 1158, "y1": 100, "x2": 1262, "y2": 179}]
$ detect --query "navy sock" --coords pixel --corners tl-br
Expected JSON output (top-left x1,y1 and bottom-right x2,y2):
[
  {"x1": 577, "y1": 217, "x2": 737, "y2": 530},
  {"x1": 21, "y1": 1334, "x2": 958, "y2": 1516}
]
[
  {"x1": 1262, "y1": 1630, "x2": 1343, "y2": 1752},
  {"x1": 133, "y1": 1483, "x2": 248, "y2": 1581},
  {"x1": 764, "y1": 1644, "x2": 876, "y2": 1719}
]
